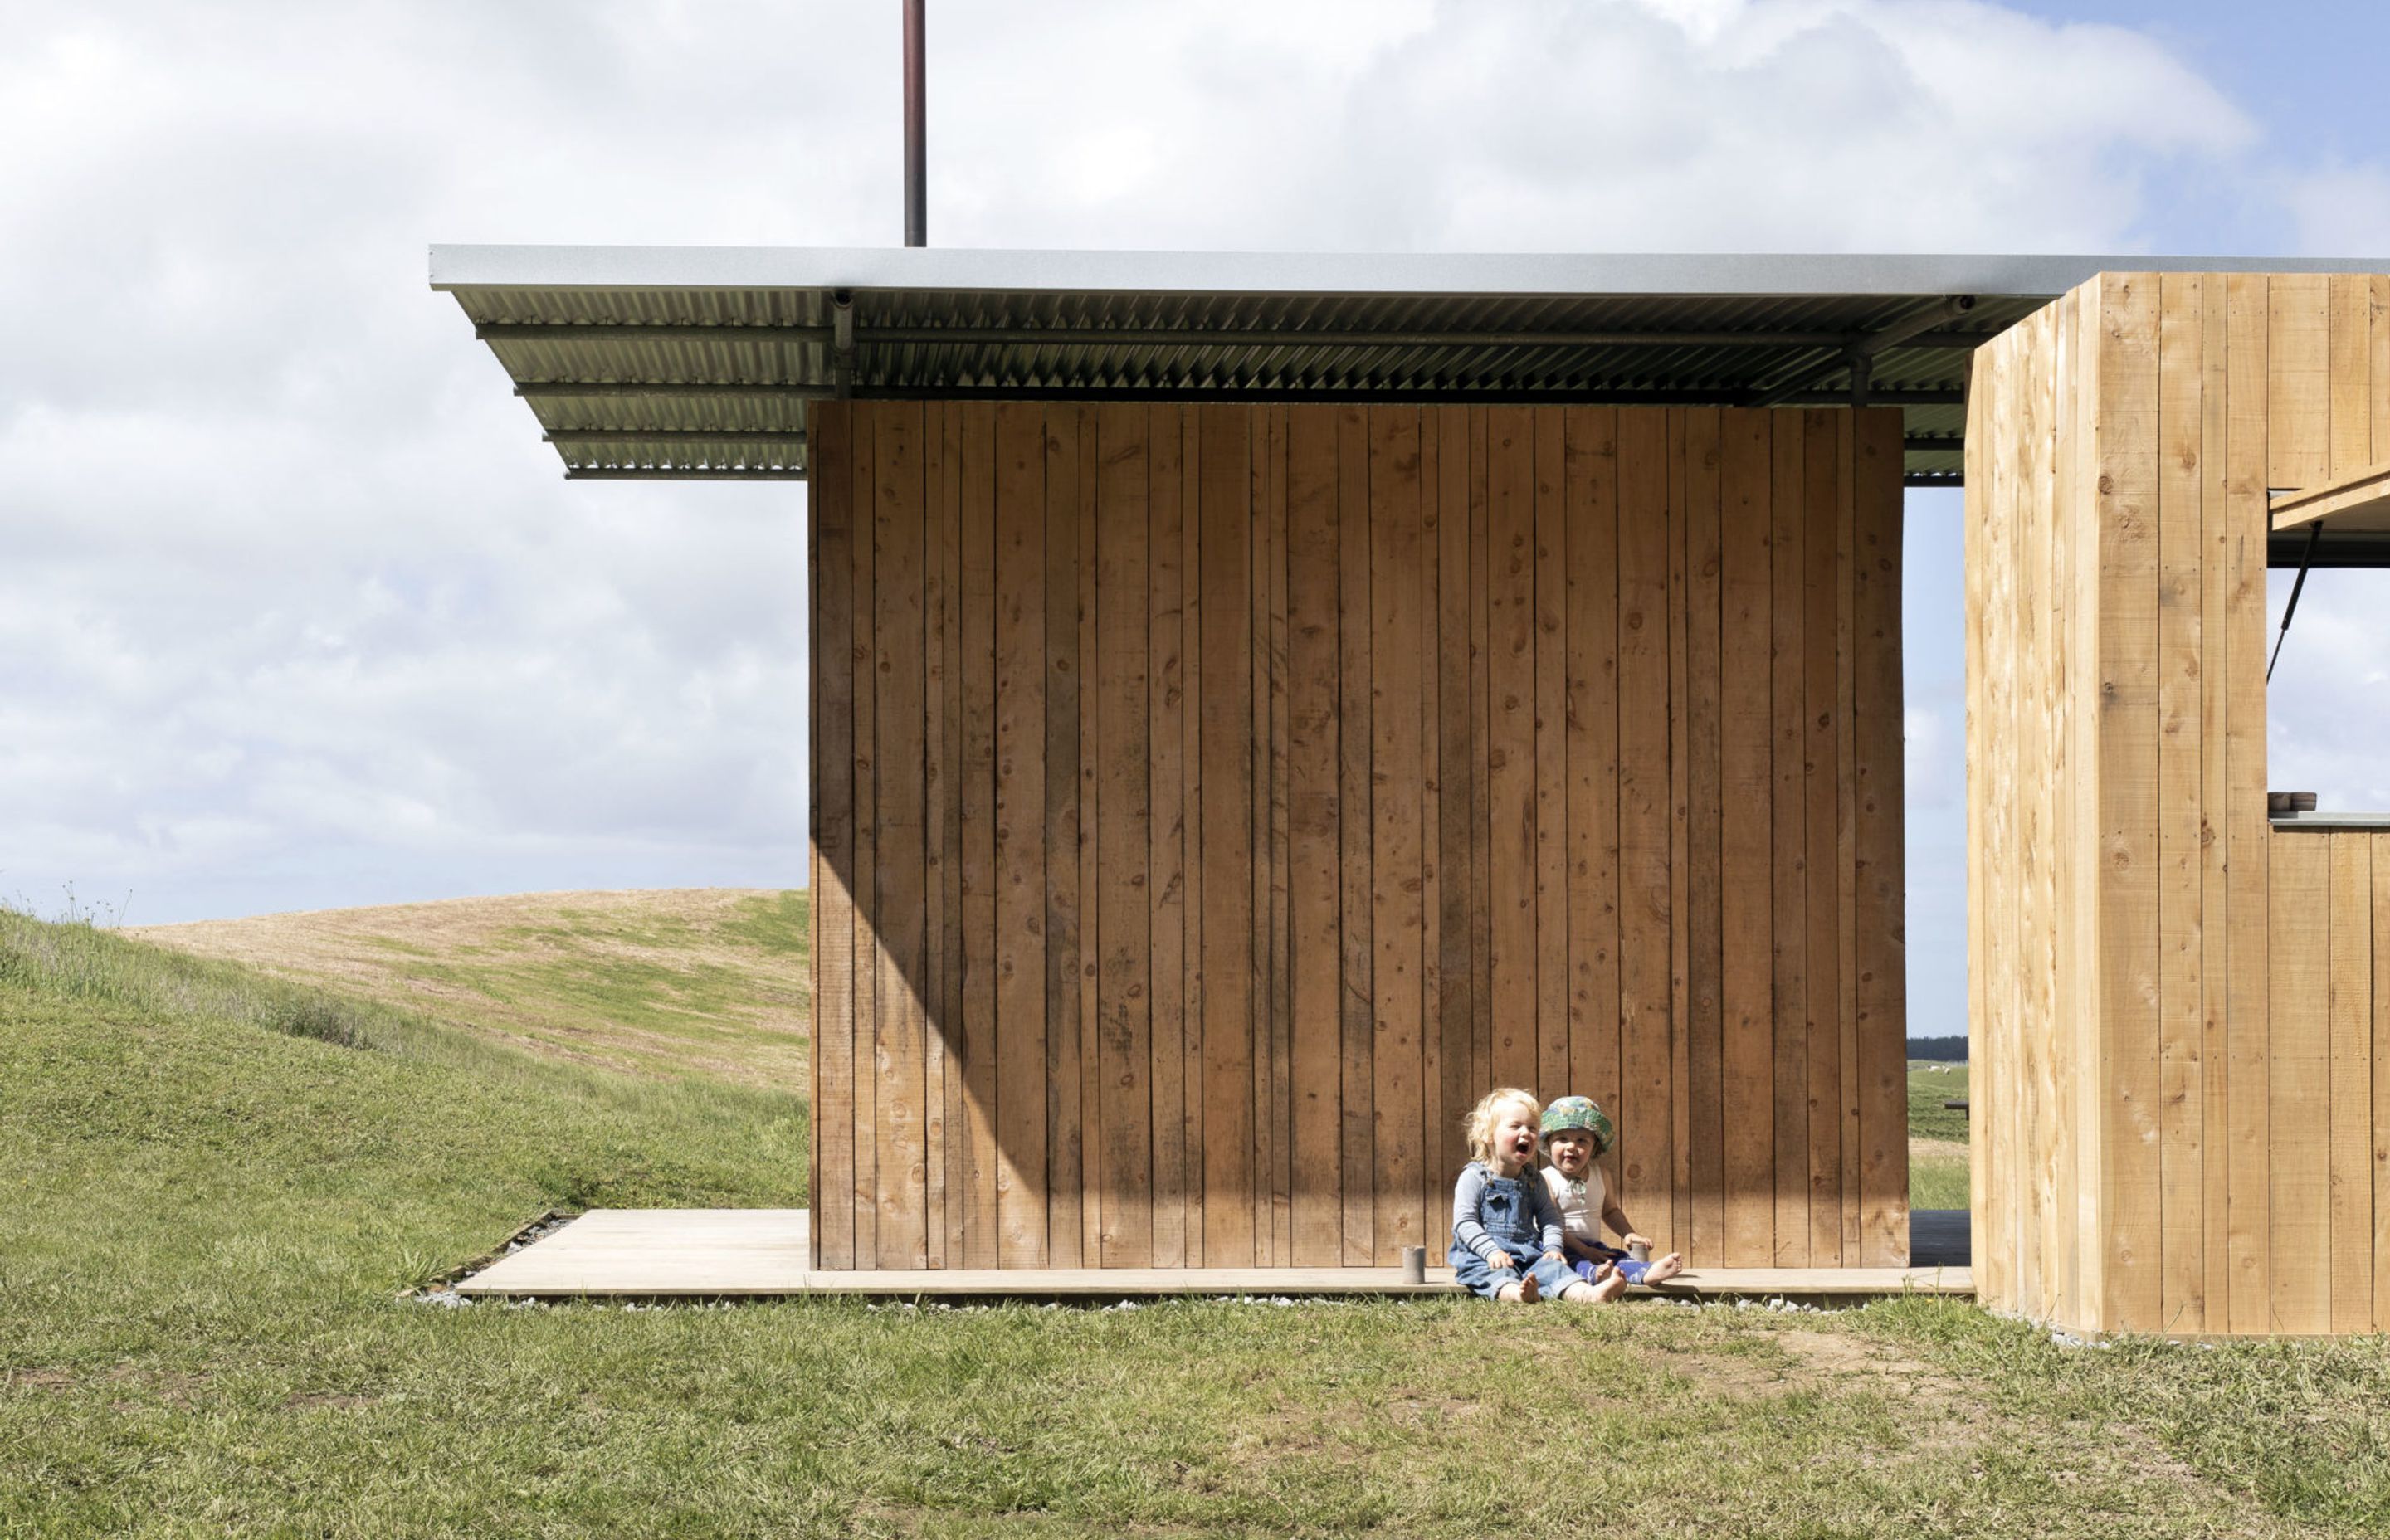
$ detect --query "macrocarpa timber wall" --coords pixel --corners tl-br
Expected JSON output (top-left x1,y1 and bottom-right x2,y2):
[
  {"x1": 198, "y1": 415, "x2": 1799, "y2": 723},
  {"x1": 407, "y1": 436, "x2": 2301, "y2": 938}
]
[
  {"x1": 1969, "y1": 272, "x2": 2390, "y2": 1336},
  {"x1": 809, "y1": 400, "x2": 1909, "y2": 1271}
]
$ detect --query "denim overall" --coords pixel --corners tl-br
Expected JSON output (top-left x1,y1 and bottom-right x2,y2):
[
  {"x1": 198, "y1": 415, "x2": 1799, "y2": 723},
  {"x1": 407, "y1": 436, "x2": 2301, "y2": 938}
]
[{"x1": 1449, "y1": 1163, "x2": 1578, "y2": 1299}]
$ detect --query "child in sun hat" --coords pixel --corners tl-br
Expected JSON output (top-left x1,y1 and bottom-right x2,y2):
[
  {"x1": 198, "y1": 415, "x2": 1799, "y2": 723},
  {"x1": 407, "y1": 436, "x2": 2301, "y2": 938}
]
[
  {"x1": 1539, "y1": 1095, "x2": 1685, "y2": 1291},
  {"x1": 1448, "y1": 1088, "x2": 1611, "y2": 1304}
]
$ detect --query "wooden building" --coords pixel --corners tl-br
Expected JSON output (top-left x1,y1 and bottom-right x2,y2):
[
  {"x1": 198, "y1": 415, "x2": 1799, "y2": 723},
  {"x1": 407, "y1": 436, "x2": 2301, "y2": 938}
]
[
  {"x1": 434, "y1": 249, "x2": 2390, "y2": 1331},
  {"x1": 1968, "y1": 272, "x2": 2390, "y2": 1337},
  {"x1": 803, "y1": 397, "x2": 1908, "y2": 1273}
]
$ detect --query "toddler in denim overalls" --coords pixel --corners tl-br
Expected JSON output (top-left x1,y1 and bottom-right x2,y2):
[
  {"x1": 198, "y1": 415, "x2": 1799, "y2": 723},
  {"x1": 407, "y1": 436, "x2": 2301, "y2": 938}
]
[{"x1": 1448, "y1": 1088, "x2": 1606, "y2": 1304}]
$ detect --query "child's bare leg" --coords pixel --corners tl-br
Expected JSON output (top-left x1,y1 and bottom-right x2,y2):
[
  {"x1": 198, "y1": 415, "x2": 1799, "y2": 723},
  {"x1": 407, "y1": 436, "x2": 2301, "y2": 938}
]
[
  {"x1": 1495, "y1": 1281, "x2": 1526, "y2": 1303},
  {"x1": 1559, "y1": 1271, "x2": 1628, "y2": 1304},
  {"x1": 1642, "y1": 1252, "x2": 1685, "y2": 1284}
]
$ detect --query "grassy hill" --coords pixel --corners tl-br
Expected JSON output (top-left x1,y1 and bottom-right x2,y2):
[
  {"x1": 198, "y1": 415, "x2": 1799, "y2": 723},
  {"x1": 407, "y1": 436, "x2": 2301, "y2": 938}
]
[
  {"x1": 6, "y1": 904, "x2": 2387, "y2": 1535},
  {"x1": 127, "y1": 889, "x2": 808, "y2": 1088}
]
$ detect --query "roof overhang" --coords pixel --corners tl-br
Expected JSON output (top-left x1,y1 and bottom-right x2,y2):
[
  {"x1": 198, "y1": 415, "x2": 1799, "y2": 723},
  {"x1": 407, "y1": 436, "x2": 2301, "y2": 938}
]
[{"x1": 430, "y1": 246, "x2": 2385, "y2": 526}]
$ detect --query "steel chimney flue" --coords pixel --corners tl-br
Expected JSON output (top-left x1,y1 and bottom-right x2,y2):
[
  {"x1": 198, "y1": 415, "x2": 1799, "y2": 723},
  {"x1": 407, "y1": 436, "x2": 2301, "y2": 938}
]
[{"x1": 903, "y1": 0, "x2": 926, "y2": 247}]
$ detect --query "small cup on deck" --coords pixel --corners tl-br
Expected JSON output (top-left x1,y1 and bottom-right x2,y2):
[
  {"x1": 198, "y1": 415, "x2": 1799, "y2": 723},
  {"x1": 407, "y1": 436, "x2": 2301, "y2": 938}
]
[
  {"x1": 1628, "y1": 1240, "x2": 1651, "y2": 1265},
  {"x1": 1401, "y1": 1245, "x2": 1427, "y2": 1286}
]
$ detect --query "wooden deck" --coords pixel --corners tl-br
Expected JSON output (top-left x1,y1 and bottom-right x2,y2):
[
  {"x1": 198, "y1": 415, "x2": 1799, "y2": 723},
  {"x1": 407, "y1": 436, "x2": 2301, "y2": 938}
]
[{"x1": 453, "y1": 1210, "x2": 1974, "y2": 1300}]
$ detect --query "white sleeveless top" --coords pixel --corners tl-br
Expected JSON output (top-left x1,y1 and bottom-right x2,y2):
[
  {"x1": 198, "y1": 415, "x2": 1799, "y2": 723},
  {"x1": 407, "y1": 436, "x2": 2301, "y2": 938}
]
[{"x1": 1541, "y1": 1164, "x2": 1606, "y2": 1242}]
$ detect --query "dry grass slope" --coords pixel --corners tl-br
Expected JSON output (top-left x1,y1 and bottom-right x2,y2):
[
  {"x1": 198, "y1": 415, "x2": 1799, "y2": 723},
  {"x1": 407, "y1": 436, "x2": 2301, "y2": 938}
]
[{"x1": 129, "y1": 889, "x2": 809, "y2": 1089}]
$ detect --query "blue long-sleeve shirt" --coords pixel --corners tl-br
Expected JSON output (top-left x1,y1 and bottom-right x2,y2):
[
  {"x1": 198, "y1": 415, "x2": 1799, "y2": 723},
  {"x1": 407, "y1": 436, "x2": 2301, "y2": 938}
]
[{"x1": 1451, "y1": 1160, "x2": 1564, "y2": 1260}]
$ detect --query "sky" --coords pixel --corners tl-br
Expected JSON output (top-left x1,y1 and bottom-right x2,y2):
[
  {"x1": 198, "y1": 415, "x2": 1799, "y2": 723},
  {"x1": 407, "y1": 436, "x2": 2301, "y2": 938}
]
[{"x1": 7, "y1": 0, "x2": 2390, "y2": 1044}]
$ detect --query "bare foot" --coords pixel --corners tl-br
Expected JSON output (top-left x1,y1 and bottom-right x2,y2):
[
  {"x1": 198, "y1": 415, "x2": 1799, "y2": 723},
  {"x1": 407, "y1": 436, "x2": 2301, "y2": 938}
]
[
  {"x1": 1518, "y1": 1270, "x2": 1541, "y2": 1304},
  {"x1": 1589, "y1": 1269, "x2": 1629, "y2": 1303},
  {"x1": 1642, "y1": 1252, "x2": 1685, "y2": 1284},
  {"x1": 1497, "y1": 1282, "x2": 1526, "y2": 1303}
]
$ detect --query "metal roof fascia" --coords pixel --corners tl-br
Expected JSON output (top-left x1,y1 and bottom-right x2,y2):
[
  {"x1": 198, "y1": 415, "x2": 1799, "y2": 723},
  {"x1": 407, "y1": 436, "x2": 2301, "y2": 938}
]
[{"x1": 428, "y1": 246, "x2": 2390, "y2": 300}]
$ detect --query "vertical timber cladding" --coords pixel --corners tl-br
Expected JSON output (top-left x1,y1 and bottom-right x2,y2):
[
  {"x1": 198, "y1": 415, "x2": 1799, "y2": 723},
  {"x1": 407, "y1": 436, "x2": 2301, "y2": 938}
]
[
  {"x1": 809, "y1": 401, "x2": 1910, "y2": 1270},
  {"x1": 1968, "y1": 271, "x2": 2390, "y2": 1336}
]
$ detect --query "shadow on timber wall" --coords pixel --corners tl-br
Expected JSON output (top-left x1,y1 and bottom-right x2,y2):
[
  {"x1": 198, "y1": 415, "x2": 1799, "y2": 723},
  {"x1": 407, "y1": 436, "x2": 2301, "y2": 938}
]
[{"x1": 810, "y1": 398, "x2": 1911, "y2": 1271}]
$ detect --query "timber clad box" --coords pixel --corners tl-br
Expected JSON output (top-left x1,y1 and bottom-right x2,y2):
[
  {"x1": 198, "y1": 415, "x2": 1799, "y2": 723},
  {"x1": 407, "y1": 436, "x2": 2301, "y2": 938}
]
[
  {"x1": 1968, "y1": 272, "x2": 2390, "y2": 1337},
  {"x1": 436, "y1": 247, "x2": 2390, "y2": 1333},
  {"x1": 808, "y1": 400, "x2": 1909, "y2": 1271}
]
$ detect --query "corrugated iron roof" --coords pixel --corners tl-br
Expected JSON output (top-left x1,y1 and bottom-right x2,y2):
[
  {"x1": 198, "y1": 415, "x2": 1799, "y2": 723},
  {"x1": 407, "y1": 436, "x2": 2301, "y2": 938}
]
[{"x1": 429, "y1": 247, "x2": 2384, "y2": 485}]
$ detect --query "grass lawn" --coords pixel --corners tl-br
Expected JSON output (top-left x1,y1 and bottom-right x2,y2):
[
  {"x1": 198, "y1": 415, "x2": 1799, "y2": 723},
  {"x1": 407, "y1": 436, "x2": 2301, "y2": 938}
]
[
  {"x1": 7, "y1": 909, "x2": 2389, "y2": 1536},
  {"x1": 1910, "y1": 1060, "x2": 1972, "y2": 1210},
  {"x1": 1910, "y1": 1060, "x2": 1972, "y2": 1143}
]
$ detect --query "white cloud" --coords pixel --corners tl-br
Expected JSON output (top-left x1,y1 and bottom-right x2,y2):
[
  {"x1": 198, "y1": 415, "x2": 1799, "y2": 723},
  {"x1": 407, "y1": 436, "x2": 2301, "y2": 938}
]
[
  {"x1": 1905, "y1": 704, "x2": 1955, "y2": 809},
  {"x1": 924, "y1": 0, "x2": 2255, "y2": 253},
  {"x1": 2280, "y1": 163, "x2": 2390, "y2": 256},
  {"x1": 0, "y1": 0, "x2": 2377, "y2": 928}
]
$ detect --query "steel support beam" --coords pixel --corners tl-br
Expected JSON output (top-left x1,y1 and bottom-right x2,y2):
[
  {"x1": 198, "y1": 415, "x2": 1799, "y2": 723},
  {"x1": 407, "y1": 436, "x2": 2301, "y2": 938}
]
[
  {"x1": 1746, "y1": 295, "x2": 1980, "y2": 407},
  {"x1": 515, "y1": 383, "x2": 837, "y2": 400},
  {"x1": 479, "y1": 320, "x2": 1988, "y2": 351},
  {"x1": 841, "y1": 383, "x2": 1967, "y2": 406},
  {"x1": 859, "y1": 324, "x2": 1989, "y2": 349},
  {"x1": 480, "y1": 323, "x2": 836, "y2": 345},
  {"x1": 832, "y1": 293, "x2": 856, "y2": 398},
  {"x1": 904, "y1": 0, "x2": 926, "y2": 248},
  {"x1": 563, "y1": 468, "x2": 809, "y2": 481},
  {"x1": 515, "y1": 379, "x2": 1961, "y2": 407},
  {"x1": 544, "y1": 429, "x2": 808, "y2": 445}
]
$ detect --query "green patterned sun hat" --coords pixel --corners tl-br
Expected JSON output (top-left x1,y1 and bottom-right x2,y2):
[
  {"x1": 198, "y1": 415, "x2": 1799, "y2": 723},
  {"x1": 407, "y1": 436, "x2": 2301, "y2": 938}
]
[{"x1": 1539, "y1": 1095, "x2": 1614, "y2": 1154}]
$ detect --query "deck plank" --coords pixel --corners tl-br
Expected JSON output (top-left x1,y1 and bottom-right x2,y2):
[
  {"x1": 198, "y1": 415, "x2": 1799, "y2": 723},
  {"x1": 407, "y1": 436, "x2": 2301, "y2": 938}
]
[
  {"x1": 1719, "y1": 408, "x2": 1774, "y2": 1269},
  {"x1": 1684, "y1": 407, "x2": 1724, "y2": 1265},
  {"x1": 1485, "y1": 404, "x2": 1537, "y2": 1092},
  {"x1": 1046, "y1": 406, "x2": 1088, "y2": 1270},
  {"x1": 993, "y1": 402, "x2": 1049, "y2": 1267},
  {"x1": 1336, "y1": 405, "x2": 1376, "y2": 1265},
  {"x1": 810, "y1": 404, "x2": 856, "y2": 1271},
  {"x1": 1095, "y1": 402, "x2": 1153, "y2": 1267},
  {"x1": 1198, "y1": 403, "x2": 1257, "y2": 1265},
  {"x1": 1768, "y1": 408, "x2": 1805, "y2": 1269},
  {"x1": 1145, "y1": 404, "x2": 1190, "y2": 1267},
  {"x1": 1371, "y1": 406, "x2": 1427, "y2": 1262},
  {"x1": 1616, "y1": 408, "x2": 1675, "y2": 1249},
  {"x1": 1435, "y1": 405, "x2": 1478, "y2": 1196},
  {"x1": 457, "y1": 1211, "x2": 1973, "y2": 1299},
  {"x1": 1286, "y1": 406, "x2": 1344, "y2": 1267},
  {"x1": 1537, "y1": 407, "x2": 1573, "y2": 1107}
]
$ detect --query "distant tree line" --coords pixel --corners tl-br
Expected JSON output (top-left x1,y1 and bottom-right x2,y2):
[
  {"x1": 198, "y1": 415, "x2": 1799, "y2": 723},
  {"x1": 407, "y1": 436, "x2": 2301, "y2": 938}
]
[{"x1": 1905, "y1": 1034, "x2": 1967, "y2": 1063}]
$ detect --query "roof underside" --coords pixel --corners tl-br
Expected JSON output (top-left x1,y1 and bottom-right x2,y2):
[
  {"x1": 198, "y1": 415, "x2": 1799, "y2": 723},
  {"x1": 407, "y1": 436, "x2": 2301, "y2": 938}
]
[{"x1": 429, "y1": 247, "x2": 2389, "y2": 553}]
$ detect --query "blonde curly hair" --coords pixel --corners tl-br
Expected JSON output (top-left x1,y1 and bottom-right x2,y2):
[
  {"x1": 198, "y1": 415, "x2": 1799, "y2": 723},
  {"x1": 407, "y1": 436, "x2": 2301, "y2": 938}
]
[{"x1": 1463, "y1": 1087, "x2": 1542, "y2": 1163}]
